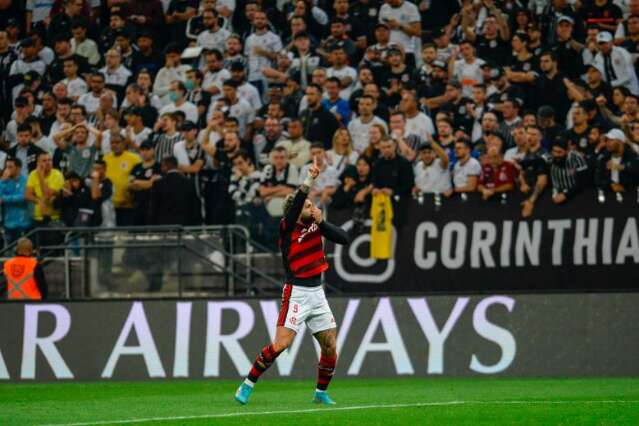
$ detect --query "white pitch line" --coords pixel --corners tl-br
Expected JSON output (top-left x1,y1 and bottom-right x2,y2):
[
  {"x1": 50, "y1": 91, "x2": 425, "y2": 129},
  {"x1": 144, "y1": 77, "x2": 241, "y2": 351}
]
[{"x1": 40, "y1": 400, "x2": 639, "y2": 426}]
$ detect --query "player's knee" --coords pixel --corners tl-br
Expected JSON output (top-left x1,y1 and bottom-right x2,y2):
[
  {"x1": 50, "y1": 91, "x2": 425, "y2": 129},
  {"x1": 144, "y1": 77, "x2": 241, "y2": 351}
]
[{"x1": 272, "y1": 338, "x2": 292, "y2": 353}]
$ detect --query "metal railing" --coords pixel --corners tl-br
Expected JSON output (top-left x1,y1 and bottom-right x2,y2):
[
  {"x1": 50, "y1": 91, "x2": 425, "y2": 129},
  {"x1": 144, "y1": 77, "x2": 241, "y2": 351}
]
[{"x1": 0, "y1": 225, "x2": 286, "y2": 300}]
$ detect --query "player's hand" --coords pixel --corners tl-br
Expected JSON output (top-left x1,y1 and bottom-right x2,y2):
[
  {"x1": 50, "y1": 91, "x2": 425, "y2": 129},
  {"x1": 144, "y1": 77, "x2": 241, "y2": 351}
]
[{"x1": 311, "y1": 207, "x2": 323, "y2": 224}]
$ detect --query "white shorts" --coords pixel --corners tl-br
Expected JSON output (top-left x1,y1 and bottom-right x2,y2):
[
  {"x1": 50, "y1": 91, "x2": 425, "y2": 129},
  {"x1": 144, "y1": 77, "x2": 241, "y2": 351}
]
[{"x1": 277, "y1": 284, "x2": 336, "y2": 334}]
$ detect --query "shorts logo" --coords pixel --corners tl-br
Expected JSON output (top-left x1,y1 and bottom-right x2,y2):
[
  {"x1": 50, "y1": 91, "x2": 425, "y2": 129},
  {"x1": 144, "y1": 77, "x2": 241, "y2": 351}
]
[{"x1": 290, "y1": 317, "x2": 297, "y2": 325}]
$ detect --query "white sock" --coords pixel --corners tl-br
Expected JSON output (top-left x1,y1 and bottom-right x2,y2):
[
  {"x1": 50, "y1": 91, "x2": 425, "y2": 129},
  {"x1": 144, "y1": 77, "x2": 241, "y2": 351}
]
[
  {"x1": 244, "y1": 378, "x2": 255, "y2": 388},
  {"x1": 315, "y1": 389, "x2": 326, "y2": 393}
]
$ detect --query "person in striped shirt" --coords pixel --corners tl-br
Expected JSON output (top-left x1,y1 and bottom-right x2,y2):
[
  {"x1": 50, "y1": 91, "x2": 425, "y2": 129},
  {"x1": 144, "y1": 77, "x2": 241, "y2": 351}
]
[
  {"x1": 550, "y1": 137, "x2": 589, "y2": 205},
  {"x1": 150, "y1": 112, "x2": 183, "y2": 162}
]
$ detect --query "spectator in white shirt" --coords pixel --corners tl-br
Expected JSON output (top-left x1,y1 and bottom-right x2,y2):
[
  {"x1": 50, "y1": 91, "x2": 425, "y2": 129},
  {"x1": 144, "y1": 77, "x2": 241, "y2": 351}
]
[
  {"x1": 326, "y1": 46, "x2": 357, "y2": 99},
  {"x1": 593, "y1": 31, "x2": 639, "y2": 95},
  {"x1": 78, "y1": 72, "x2": 117, "y2": 116},
  {"x1": 160, "y1": 81, "x2": 199, "y2": 124},
  {"x1": 414, "y1": 140, "x2": 452, "y2": 195},
  {"x1": 70, "y1": 19, "x2": 100, "y2": 66},
  {"x1": 452, "y1": 138, "x2": 482, "y2": 193},
  {"x1": 399, "y1": 91, "x2": 435, "y2": 141},
  {"x1": 153, "y1": 43, "x2": 191, "y2": 105},
  {"x1": 244, "y1": 10, "x2": 283, "y2": 93},
  {"x1": 202, "y1": 49, "x2": 231, "y2": 104},
  {"x1": 449, "y1": 41, "x2": 485, "y2": 98},
  {"x1": 229, "y1": 62, "x2": 263, "y2": 111},
  {"x1": 505, "y1": 125, "x2": 529, "y2": 163},
  {"x1": 378, "y1": 0, "x2": 421, "y2": 65},
  {"x1": 348, "y1": 94, "x2": 388, "y2": 153},
  {"x1": 196, "y1": 8, "x2": 231, "y2": 53},
  {"x1": 220, "y1": 79, "x2": 256, "y2": 140},
  {"x1": 276, "y1": 118, "x2": 311, "y2": 168},
  {"x1": 299, "y1": 142, "x2": 340, "y2": 207},
  {"x1": 60, "y1": 57, "x2": 87, "y2": 101},
  {"x1": 99, "y1": 49, "x2": 132, "y2": 94}
]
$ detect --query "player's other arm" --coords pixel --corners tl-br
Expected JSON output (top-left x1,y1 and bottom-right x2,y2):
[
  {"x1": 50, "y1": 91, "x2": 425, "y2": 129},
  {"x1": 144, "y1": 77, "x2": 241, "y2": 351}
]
[
  {"x1": 311, "y1": 206, "x2": 350, "y2": 245},
  {"x1": 318, "y1": 221, "x2": 350, "y2": 245}
]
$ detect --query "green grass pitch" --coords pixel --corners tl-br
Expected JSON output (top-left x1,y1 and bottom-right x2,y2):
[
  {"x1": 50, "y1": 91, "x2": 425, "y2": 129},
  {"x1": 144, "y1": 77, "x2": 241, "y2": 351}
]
[{"x1": 1, "y1": 377, "x2": 638, "y2": 425}]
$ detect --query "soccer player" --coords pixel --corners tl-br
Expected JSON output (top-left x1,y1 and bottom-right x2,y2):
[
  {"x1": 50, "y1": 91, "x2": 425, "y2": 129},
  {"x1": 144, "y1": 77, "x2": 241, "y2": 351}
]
[{"x1": 235, "y1": 157, "x2": 350, "y2": 405}]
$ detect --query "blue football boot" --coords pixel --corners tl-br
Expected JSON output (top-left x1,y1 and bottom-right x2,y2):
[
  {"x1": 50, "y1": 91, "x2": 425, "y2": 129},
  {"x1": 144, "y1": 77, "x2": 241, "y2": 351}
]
[
  {"x1": 234, "y1": 383, "x2": 253, "y2": 405},
  {"x1": 313, "y1": 390, "x2": 336, "y2": 405}
]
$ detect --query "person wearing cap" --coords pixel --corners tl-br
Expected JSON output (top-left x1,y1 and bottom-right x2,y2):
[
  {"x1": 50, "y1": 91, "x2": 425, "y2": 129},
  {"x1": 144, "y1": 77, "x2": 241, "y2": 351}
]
[
  {"x1": 123, "y1": 107, "x2": 152, "y2": 149},
  {"x1": 174, "y1": 121, "x2": 206, "y2": 180},
  {"x1": 114, "y1": 29, "x2": 141, "y2": 73},
  {"x1": 70, "y1": 18, "x2": 99, "y2": 66},
  {"x1": 377, "y1": 0, "x2": 421, "y2": 66},
  {"x1": 550, "y1": 15, "x2": 585, "y2": 81},
  {"x1": 549, "y1": 137, "x2": 589, "y2": 205},
  {"x1": 583, "y1": 62, "x2": 613, "y2": 100},
  {"x1": 132, "y1": 30, "x2": 162, "y2": 76},
  {"x1": 8, "y1": 38, "x2": 46, "y2": 87},
  {"x1": 595, "y1": 128, "x2": 639, "y2": 193},
  {"x1": 287, "y1": 32, "x2": 321, "y2": 89},
  {"x1": 48, "y1": 35, "x2": 88, "y2": 84},
  {"x1": 371, "y1": 22, "x2": 400, "y2": 62},
  {"x1": 317, "y1": 18, "x2": 357, "y2": 61},
  {"x1": 593, "y1": 31, "x2": 639, "y2": 94},
  {"x1": 128, "y1": 140, "x2": 161, "y2": 226},
  {"x1": 414, "y1": 139, "x2": 451, "y2": 196},
  {"x1": 230, "y1": 62, "x2": 263, "y2": 111}
]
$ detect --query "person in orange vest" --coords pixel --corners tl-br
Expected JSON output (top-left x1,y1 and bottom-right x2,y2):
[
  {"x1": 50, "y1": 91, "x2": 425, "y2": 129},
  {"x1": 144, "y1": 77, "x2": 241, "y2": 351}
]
[{"x1": 3, "y1": 238, "x2": 47, "y2": 301}]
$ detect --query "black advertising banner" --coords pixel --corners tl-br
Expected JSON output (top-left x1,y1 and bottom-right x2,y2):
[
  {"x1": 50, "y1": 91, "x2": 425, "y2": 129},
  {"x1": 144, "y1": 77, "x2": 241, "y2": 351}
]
[
  {"x1": 0, "y1": 294, "x2": 638, "y2": 382},
  {"x1": 326, "y1": 189, "x2": 639, "y2": 293}
]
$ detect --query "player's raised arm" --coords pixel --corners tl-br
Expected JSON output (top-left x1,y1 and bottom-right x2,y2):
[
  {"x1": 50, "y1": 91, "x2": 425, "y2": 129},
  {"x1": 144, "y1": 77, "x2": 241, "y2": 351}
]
[{"x1": 282, "y1": 157, "x2": 320, "y2": 229}]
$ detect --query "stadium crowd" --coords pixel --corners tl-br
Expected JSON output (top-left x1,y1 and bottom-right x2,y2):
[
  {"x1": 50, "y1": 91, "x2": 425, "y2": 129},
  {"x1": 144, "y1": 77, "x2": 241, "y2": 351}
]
[{"x1": 1, "y1": 0, "x2": 639, "y2": 247}]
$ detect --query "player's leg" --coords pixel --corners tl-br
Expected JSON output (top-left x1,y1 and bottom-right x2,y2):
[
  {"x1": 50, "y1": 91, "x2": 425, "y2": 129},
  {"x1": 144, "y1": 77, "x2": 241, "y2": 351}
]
[
  {"x1": 313, "y1": 328, "x2": 338, "y2": 404},
  {"x1": 307, "y1": 287, "x2": 338, "y2": 404},
  {"x1": 235, "y1": 284, "x2": 302, "y2": 405}
]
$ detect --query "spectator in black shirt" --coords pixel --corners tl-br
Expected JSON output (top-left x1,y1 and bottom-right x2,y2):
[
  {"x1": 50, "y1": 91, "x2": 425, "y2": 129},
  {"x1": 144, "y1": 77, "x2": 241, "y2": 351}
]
[
  {"x1": 519, "y1": 125, "x2": 551, "y2": 218},
  {"x1": 129, "y1": 141, "x2": 161, "y2": 225},
  {"x1": 535, "y1": 51, "x2": 570, "y2": 121},
  {"x1": 537, "y1": 105, "x2": 565, "y2": 150},
  {"x1": 147, "y1": 155, "x2": 200, "y2": 226},
  {"x1": 300, "y1": 83, "x2": 340, "y2": 149},
  {"x1": 550, "y1": 15, "x2": 585, "y2": 80},
  {"x1": 372, "y1": 137, "x2": 414, "y2": 198}
]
